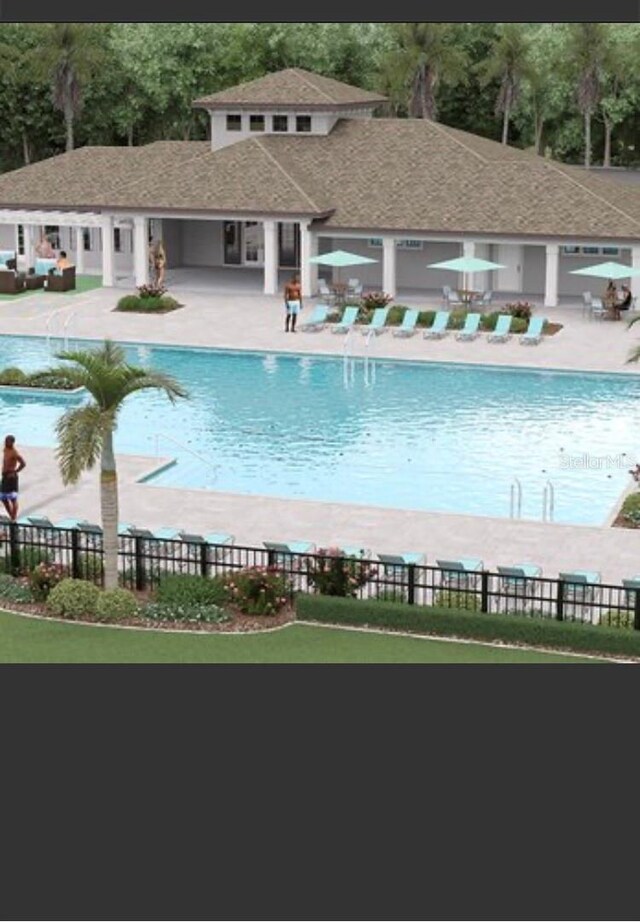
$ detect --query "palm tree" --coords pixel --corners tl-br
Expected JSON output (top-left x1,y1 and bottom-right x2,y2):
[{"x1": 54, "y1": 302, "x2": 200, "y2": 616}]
[
  {"x1": 477, "y1": 24, "x2": 532, "y2": 145},
  {"x1": 382, "y1": 23, "x2": 468, "y2": 121},
  {"x1": 28, "y1": 23, "x2": 107, "y2": 151},
  {"x1": 565, "y1": 23, "x2": 613, "y2": 169},
  {"x1": 626, "y1": 315, "x2": 640, "y2": 365},
  {"x1": 31, "y1": 341, "x2": 188, "y2": 589}
]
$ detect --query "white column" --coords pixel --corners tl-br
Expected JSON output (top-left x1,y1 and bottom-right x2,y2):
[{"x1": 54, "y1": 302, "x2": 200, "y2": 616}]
[
  {"x1": 133, "y1": 216, "x2": 149, "y2": 287},
  {"x1": 101, "y1": 216, "x2": 115, "y2": 287},
  {"x1": 263, "y1": 219, "x2": 277, "y2": 295},
  {"x1": 462, "y1": 240, "x2": 475, "y2": 291},
  {"x1": 382, "y1": 236, "x2": 396, "y2": 298},
  {"x1": 308, "y1": 231, "x2": 318, "y2": 293},
  {"x1": 544, "y1": 244, "x2": 559, "y2": 308},
  {"x1": 300, "y1": 223, "x2": 315, "y2": 297},
  {"x1": 632, "y1": 246, "x2": 640, "y2": 301},
  {"x1": 24, "y1": 225, "x2": 35, "y2": 270},
  {"x1": 75, "y1": 226, "x2": 85, "y2": 274}
]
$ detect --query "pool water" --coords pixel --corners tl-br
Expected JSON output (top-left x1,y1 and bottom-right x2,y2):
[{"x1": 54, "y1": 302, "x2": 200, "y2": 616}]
[{"x1": 1, "y1": 335, "x2": 639, "y2": 525}]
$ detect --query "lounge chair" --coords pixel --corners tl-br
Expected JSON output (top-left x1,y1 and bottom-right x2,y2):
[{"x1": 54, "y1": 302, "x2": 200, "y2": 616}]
[
  {"x1": 423, "y1": 311, "x2": 450, "y2": 339},
  {"x1": 347, "y1": 278, "x2": 363, "y2": 297},
  {"x1": 520, "y1": 316, "x2": 545, "y2": 345},
  {"x1": 559, "y1": 570, "x2": 601, "y2": 603},
  {"x1": 480, "y1": 290, "x2": 493, "y2": 307},
  {"x1": 378, "y1": 552, "x2": 424, "y2": 583},
  {"x1": 392, "y1": 308, "x2": 419, "y2": 338},
  {"x1": 299, "y1": 303, "x2": 330, "y2": 332},
  {"x1": 487, "y1": 314, "x2": 513, "y2": 343},
  {"x1": 360, "y1": 306, "x2": 389, "y2": 335},
  {"x1": 56, "y1": 518, "x2": 103, "y2": 534},
  {"x1": 17, "y1": 515, "x2": 56, "y2": 528},
  {"x1": 455, "y1": 312, "x2": 481, "y2": 341},
  {"x1": 331, "y1": 306, "x2": 359, "y2": 334},
  {"x1": 264, "y1": 540, "x2": 315, "y2": 555},
  {"x1": 436, "y1": 558, "x2": 484, "y2": 588},
  {"x1": 497, "y1": 564, "x2": 542, "y2": 591},
  {"x1": 622, "y1": 577, "x2": 640, "y2": 608}
]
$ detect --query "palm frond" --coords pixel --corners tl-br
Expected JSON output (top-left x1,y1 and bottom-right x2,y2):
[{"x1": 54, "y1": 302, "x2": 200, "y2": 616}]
[
  {"x1": 120, "y1": 371, "x2": 190, "y2": 403},
  {"x1": 55, "y1": 404, "x2": 113, "y2": 484}
]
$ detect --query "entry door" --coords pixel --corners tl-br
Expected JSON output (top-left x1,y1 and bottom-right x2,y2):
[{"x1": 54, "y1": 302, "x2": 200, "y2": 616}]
[
  {"x1": 278, "y1": 222, "x2": 300, "y2": 269},
  {"x1": 243, "y1": 222, "x2": 264, "y2": 265},
  {"x1": 495, "y1": 244, "x2": 523, "y2": 292}
]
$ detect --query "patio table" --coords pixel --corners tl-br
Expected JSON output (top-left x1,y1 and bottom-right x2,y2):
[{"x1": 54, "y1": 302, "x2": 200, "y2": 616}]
[{"x1": 456, "y1": 289, "x2": 482, "y2": 307}]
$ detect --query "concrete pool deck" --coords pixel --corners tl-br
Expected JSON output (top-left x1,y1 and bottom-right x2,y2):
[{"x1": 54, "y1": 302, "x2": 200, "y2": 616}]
[{"x1": 2, "y1": 283, "x2": 640, "y2": 583}]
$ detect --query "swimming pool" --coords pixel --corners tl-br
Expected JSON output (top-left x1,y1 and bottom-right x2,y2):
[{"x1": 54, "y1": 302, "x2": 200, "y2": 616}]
[{"x1": 1, "y1": 335, "x2": 639, "y2": 525}]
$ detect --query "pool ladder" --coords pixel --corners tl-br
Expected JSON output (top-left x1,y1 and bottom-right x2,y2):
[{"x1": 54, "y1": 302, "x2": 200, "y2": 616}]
[
  {"x1": 509, "y1": 477, "x2": 555, "y2": 522},
  {"x1": 342, "y1": 327, "x2": 376, "y2": 387}
]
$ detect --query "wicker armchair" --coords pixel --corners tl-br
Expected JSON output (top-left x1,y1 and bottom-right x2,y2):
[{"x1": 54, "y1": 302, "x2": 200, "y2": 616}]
[
  {"x1": 0, "y1": 271, "x2": 26, "y2": 294},
  {"x1": 46, "y1": 266, "x2": 76, "y2": 292}
]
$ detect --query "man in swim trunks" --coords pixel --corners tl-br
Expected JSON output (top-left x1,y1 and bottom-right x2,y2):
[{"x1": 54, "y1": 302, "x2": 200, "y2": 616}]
[
  {"x1": 283, "y1": 275, "x2": 303, "y2": 332},
  {"x1": 1, "y1": 435, "x2": 26, "y2": 521}
]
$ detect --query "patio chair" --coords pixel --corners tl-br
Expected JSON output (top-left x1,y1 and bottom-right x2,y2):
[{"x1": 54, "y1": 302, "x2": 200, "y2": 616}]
[
  {"x1": 423, "y1": 310, "x2": 450, "y2": 339},
  {"x1": 392, "y1": 308, "x2": 419, "y2": 338},
  {"x1": 347, "y1": 278, "x2": 363, "y2": 297},
  {"x1": 487, "y1": 314, "x2": 513, "y2": 343},
  {"x1": 497, "y1": 564, "x2": 542, "y2": 592},
  {"x1": 480, "y1": 290, "x2": 493, "y2": 307},
  {"x1": 582, "y1": 291, "x2": 605, "y2": 320},
  {"x1": 442, "y1": 285, "x2": 462, "y2": 306},
  {"x1": 436, "y1": 558, "x2": 484, "y2": 589},
  {"x1": 0, "y1": 271, "x2": 26, "y2": 295},
  {"x1": 46, "y1": 266, "x2": 76, "y2": 292},
  {"x1": 456, "y1": 312, "x2": 481, "y2": 341},
  {"x1": 360, "y1": 306, "x2": 389, "y2": 335},
  {"x1": 378, "y1": 552, "x2": 425, "y2": 583},
  {"x1": 318, "y1": 279, "x2": 335, "y2": 304},
  {"x1": 331, "y1": 305, "x2": 359, "y2": 334},
  {"x1": 0, "y1": 249, "x2": 16, "y2": 268},
  {"x1": 520, "y1": 316, "x2": 545, "y2": 345},
  {"x1": 558, "y1": 570, "x2": 601, "y2": 605},
  {"x1": 299, "y1": 303, "x2": 330, "y2": 332}
]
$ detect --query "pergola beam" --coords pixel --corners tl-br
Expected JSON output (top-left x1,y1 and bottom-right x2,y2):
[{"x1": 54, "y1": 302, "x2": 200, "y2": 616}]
[{"x1": 0, "y1": 209, "x2": 105, "y2": 227}]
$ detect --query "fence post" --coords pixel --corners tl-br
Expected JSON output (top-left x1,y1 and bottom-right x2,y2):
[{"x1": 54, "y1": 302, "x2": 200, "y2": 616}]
[
  {"x1": 634, "y1": 589, "x2": 640, "y2": 631},
  {"x1": 9, "y1": 521, "x2": 20, "y2": 576},
  {"x1": 556, "y1": 578, "x2": 564, "y2": 621},
  {"x1": 135, "y1": 536, "x2": 146, "y2": 591},
  {"x1": 200, "y1": 542, "x2": 209, "y2": 579},
  {"x1": 267, "y1": 549, "x2": 276, "y2": 569},
  {"x1": 71, "y1": 528, "x2": 80, "y2": 578},
  {"x1": 407, "y1": 564, "x2": 415, "y2": 605},
  {"x1": 481, "y1": 570, "x2": 489, "y2": 613}
]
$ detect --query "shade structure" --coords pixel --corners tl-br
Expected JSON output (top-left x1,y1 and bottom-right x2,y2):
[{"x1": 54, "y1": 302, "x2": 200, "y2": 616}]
[
  {"x1": 427, "y1": 256, "x2": 505, "y2": 273},
  {"x1": 309, "y1": 249, "x2": 378, "y2": 268},
  {"x1": 569, "y1": 261, "x2": 640, "y2": 280}
]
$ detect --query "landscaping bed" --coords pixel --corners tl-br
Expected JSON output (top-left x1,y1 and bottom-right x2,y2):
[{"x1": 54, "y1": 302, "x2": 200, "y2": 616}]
[
  {"x1": 612, "y1": 491, "x2": 640, "y2": 529},
  {"x1": 114, "y1": 284, "x2": 182, "y2": 314}
]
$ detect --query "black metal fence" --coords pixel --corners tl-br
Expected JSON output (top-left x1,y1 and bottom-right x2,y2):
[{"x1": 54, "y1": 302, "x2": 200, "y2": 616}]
[{"x1": 3, "y1": 521, "x2": 639, "y2": 630}]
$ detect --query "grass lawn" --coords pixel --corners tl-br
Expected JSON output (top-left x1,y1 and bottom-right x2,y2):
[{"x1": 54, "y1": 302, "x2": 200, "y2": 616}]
[{"x1": 0, "y1": 610, "x2": 601, "y2": 663}]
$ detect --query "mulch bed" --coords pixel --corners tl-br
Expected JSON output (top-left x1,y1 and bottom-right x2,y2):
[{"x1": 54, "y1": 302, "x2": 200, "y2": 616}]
[
  {"x1": 2, "y1": 596, "x2": 295, "y2": 633},
  {"x1": 612, "y1": 514, "x2": 637, "y2": 529}
]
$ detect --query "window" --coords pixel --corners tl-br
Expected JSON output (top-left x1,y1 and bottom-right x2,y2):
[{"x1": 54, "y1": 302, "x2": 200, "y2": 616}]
[
  {"x1": 273, "y1": 115, "x2": 288, "y2": 132},
  {"x1": 249, "y1": 114, "x2": 265, "y2": 132},
  {"x1": 226, "y1": 114, "x2": 242, "y2": 131},
  {"x1": 45, "y1": 225, "x2": 60, "y2": 249},
  {"x1": 561, "y1": 245, "x2": 621, "y2": 257},
  {"x1": 296, "y1": 115, "x2": 311, "y2": 133},
  {"x1": 368, "y1": 238, "x2": 424, "y2": 250},
  {"x1": 114, "y1": 228, "x2": 122, "y2": 253},
  {"x1": 16, "y1": 224, "x2": 24, "y2": 256},
  {"x1": 83, "y1": 229, "x2": 92, "y2": 251}
]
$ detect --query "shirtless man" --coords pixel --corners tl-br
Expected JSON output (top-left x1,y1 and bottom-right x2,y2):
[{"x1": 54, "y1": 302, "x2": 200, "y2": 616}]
[
  {"x1": 283, "y1": 274, "x2": 302, "y2": 332},
  {"x1": 1, "y1": 435, "x2": 26, "y2": 521}
]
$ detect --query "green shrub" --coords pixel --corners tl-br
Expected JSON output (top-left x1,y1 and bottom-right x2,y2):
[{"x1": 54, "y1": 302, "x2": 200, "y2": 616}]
[
  {"x1": 96, "y1": 588, "x2": 139, "y2": 621},
  {"x1": 447, "y1": 309, "x2": 467, "y2": 330},
  {"x1": 385, "y1": 306, "x2": 405, "y2": 326},
  {"x1": 155, "y1": 573, "x2": 227, "y2": 607},
  {"x1": 306, "y1": 548, "x2": 378, "y2": 598},
  {"x1": 12, "y1": 547, "x2": 52, "y2": 575},
  {"x1": 223, "y1": 566, "x2": 291, "y2": 616},
  {"x1": 620, "y1": 493, "x2": 640, "y2": 526},
  {"x1": 600, "y1": 608, "x2": 634, "y2": 630},
  {"x1": 511, "y1": 318, "x2": 528, "y2": 334},
  {"x1": 29, "y1": 561, "x2": 68, "y2": 601},
  {"x1": 296, "y1": 595, "x2": 640, "y2": 658},
  {"x1": 115, "y1": 293, "x2": 181, "y2": 313},
  {"x1": 434, "y1": 589, "x2": 481, "y2": 611},
  {"x1": 47, "y1": 578, "x2": 100, "y2": 619},
  {"x1": 143, "y1": 601, "x2": 230, "y2": 624},
  {"x1": 417, "y1": 310, "x2": 436, "y2": 328},
  {"x1": 116, "y1": 295, "x2": 143, "y2": 310},
  {"x1": 479, "y1": 312, "x2": 500, "y2": 331},
  {"x1": 0, "y1": 573, "x2": 33, "y2": 603},
  {"x1": 375, "y1": 588, "x2": 409, "y2": 604},
  {"x1": 25, "y1": 371, "x2": 76, "y2": 390},
  {"x1": 0, "y1": 367, "x2": 28, "y2": 386},
  {"x1": 75, "y1": 553, "x2": 104, "y2": 584}
]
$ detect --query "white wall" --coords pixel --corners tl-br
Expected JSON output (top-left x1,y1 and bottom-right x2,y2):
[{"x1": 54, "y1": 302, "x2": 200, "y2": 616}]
[
  {"x1": 162, "y1": 219, "x2": 184, "y2": 268},
  {"x1": 182, "y1": 220, "x2": 224, "y2": 267},
  {"x1": 0, "y1": 225, "x2": 15, "y2": 249}
]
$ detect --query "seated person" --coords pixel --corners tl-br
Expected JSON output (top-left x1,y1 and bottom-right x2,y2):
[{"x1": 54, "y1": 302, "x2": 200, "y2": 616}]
[
  {"x1": 56, "y1": 250, "x2": 72, "y2": 271},
  {"x1": 5, "y1": 258, "x2": 17, "y2": 272},
  {"x1": 619, "y1": 285, "x2": 633, "y2": 311},
  {"x1": 604, "y1": 279, "x2": 617, "y2": 306}
]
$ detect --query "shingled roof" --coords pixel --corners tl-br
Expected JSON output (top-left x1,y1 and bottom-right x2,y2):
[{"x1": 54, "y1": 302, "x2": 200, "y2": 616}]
[
  {"x1": 1, "y1": 118, "x2": 640, "y2": 241},
  {"x1": 192, "y1": 67, "x2": 387, "y2": 110}
]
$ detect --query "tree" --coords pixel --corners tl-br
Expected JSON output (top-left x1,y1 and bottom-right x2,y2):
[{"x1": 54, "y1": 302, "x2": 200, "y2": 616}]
[
  {"x1": 565, "y1": 23, "x2": 614, "y2": 168},
  {"x1": 381, "y1": 23, "x2": 468, "y2": 120},
  {"x1": 477, "y1": 24, "x2": 532, "y2": 145},
  {"x1": 28, "y1": 23, "x2": 108, "y2": 151},
  {"x1": 599, "y1": 25, "x2": 640, "y2": 167},
  {"x1": 31, "y1": 341, "x2": 188, "y2": 589}
]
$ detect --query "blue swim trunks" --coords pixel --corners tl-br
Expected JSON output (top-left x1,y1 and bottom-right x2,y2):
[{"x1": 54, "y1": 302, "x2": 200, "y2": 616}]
[{"x1": 286, "y1": 300, "x2": 301, "y2": 315}]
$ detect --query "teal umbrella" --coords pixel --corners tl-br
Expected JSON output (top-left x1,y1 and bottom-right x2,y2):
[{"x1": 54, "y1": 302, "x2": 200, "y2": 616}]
[
  {"x1": 569, "y1": 261, "x2": 640, "y2": 280},
  {"x1": 428, "y1": 256, "x2": 505, "y2": 293},
  {"x1": 309, "y1": 249, "x2": 378, "y2": 286}
]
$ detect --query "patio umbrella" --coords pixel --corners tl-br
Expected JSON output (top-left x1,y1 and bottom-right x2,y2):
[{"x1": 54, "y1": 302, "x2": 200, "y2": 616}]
[
  {"x1": 309, "y1": 249, "x2": 378, "y2": 286},
  {"x1": 428, "y1": 256, "x2": 505, "y2": 294},
  {"x1": 569, "y1": 261, "x2": 640, "y2": 281}
]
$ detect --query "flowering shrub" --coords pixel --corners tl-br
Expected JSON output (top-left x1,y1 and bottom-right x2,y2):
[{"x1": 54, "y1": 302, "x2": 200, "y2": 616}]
[
  {"x1": 96, "y1": 588, "x2": 139, "y2": 621},
  {"x1": 143, "y1": 601, "x2": 230, "y2": 624},
  {"x1": 223, "y1": 566, "x2": 291, "y2": 616},
  {"x1": 47, "y1": 578, "x2": 100, "y2": 618},
  {"x1": 306, "y1": 548, "x2": 378, "y2": 598},
  {"x1": 506, "y1": 301, "x2": 534, "y2": 321},
  {"x1": 361, "y1": 291, "x2": 393, "y2": 311},
  {"x1": 137, "y1": 283, "x2": 167, "y2": 299},
  {"x1": 29, "y1": 561, "x2": 68, "y2": 601}
]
